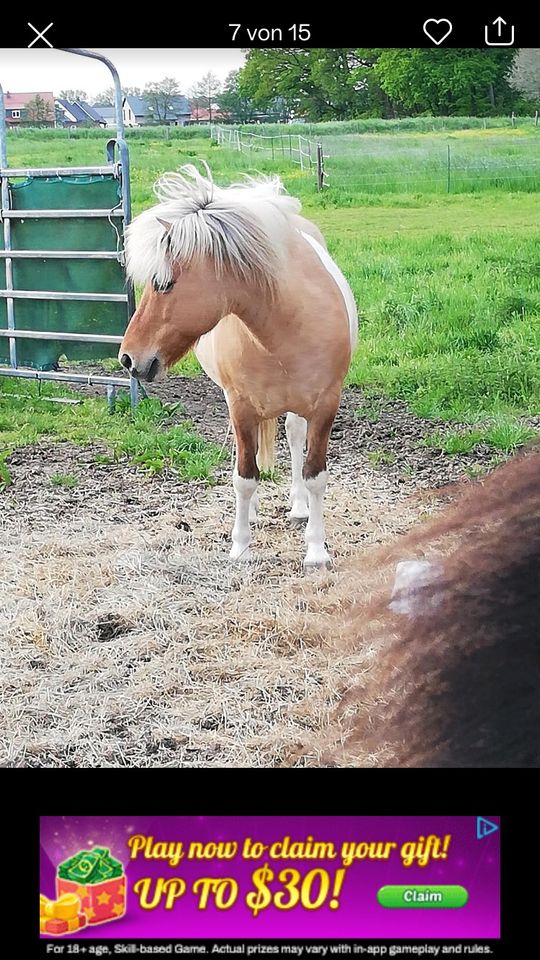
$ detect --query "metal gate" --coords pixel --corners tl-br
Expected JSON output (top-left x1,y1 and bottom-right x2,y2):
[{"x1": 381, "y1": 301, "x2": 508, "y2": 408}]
[{"x1": 0, "y1": 48, "x2": 138, "y2": 407}]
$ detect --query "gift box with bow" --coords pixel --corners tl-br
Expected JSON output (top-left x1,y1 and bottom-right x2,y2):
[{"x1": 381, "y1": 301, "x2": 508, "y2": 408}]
[
  {"x1": 56, "y1": 846, "x2": 126, "y2": 926},
  {"x1": 40, "y1": 893, "x2": 87, "y2": 935}
]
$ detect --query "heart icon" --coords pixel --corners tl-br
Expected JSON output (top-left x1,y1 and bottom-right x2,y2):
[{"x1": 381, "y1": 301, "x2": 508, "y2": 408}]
[{"x1": 423, "y1": 18, "x2": 453, "y2": 45}]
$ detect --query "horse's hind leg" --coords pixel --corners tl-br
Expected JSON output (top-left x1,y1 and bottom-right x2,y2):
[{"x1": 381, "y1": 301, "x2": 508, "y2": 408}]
[
  {"x1": 229, "y1": 408, "x2": 259, "y2": 562},
  {"x1": 285, "y1": 412, "x2": 309, "y2": 521},
  {"x1": 303, "y1": 401, "x2": 338, "y2": 568}
]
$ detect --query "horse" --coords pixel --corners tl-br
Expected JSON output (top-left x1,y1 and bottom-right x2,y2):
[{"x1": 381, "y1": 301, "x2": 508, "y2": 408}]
[
  {"x1": 119, "y1": 164, "x2": 357, "y2": 566},
  {"x1": 323, "y1": 450, "x2": 540, "y2": 768}
]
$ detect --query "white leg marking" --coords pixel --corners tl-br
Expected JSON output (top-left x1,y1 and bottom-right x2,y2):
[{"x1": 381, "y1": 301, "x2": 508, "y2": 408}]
[
  {"x1": 304, "y1": 470, "x2": 331, "y2": 567},
  {"x1": 230, "y1": 469, "x2": 257, "y2": 561},
  {"x1": 285, "y1": 412, "x2": 309, "y2": 519},
  {"x1": 249, "y1": 488, "x2": 259, "y2": 523}
]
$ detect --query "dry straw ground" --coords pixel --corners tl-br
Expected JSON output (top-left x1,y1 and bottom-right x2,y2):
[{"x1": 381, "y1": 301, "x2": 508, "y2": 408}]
[{"x1": 0, "y1": 380, "x2": 493, "y2": 768}]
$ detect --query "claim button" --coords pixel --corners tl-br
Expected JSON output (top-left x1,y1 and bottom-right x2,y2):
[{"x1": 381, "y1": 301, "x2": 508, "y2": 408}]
[{"x1": 378, "y1": 885, "x2": 468, "y2": 908}]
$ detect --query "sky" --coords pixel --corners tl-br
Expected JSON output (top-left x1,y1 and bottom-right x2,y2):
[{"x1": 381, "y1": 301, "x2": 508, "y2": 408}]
[{"x1": 0, "y1": 49, "x2": 246, "y2": 98}]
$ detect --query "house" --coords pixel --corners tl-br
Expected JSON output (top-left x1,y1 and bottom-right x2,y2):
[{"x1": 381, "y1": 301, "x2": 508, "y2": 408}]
[
  {"x1": 188, "y1": 105, "x2": 228, "y2": 124},
  {"x1": 93, "y1": 105, "x2": 117, "y2": 128},
  {"x1": 78, "y1": 101, "x2": 106, "y2": 126},
  {"x1": 122, "y1": 96, "x2": 147, "y2": 126},
  {"x1": 3, "y1": 91, "x2": 55, "y2": 126},
  {"x1": 55, "y1": 99, "x2": 106, "y2": 128},
  {"x1": 122, "y1": 94, "x2": 191, "y2": 127}
]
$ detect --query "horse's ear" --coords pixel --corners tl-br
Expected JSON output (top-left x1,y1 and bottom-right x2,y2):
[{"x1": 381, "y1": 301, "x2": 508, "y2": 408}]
[{"x1": 156, "y1": 217, "x2": 173, "y2": 235}]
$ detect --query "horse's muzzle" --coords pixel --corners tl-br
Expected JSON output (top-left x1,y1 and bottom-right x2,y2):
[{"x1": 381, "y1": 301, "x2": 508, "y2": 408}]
[{"x1": 119, "y1": 353, "x2": 161, "y2": 382}]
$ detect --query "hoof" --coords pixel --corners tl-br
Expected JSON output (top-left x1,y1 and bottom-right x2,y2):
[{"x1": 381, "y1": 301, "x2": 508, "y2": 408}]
[{"x1": 303, "y1": 550, "x2": 332, "y2": 571}]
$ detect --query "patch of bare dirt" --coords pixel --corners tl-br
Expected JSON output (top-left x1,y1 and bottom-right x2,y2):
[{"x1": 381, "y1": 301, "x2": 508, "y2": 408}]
[{"x1": 60, "y1": 362, "x2": 500, "y2": 490}]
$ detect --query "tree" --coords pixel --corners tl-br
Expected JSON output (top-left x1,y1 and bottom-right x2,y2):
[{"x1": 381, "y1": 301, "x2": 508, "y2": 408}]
[
  {"x1": 239, "y1": 49, "x2": 368, "y2": 122},
  {"x1": 239, "y1": 47, "x2": 521, "y2": 121},
  {"x1": 239, "y1": 49, "x2": 310, "y2": 120},
  {"x1": 24, "y1": 94, "x2": 53, "y2": 125},
  {"x1": 59, "y1": 89, "x2": 88, "y2": 102},
  {"x1": 55, "y1": 102, "x2": 66, "y2": 126},
  {"x1": 94, "y1": 86, "x2": 142, "y2": 106},
  {"x1": 363, "y1": 48, "x2": 519, "y2": 116},
  {"x1": 191, "y1": 72, "x2": 221, "y2": 122},
  {"x1": 187, "y1": 85, "x2": 205, "y2": 121},
  {"x1": 215, "y1": 70, "x2": 256, "y2": 123},
  {"x1": 93, "y1": 88, "x2": 115, "y2": 106},
  {"x1": 142, "y1": 77, "x2": 181, "y2": 123},
  {"x1": 510, "y1": 49, "x2": 540, "y2": 100}
]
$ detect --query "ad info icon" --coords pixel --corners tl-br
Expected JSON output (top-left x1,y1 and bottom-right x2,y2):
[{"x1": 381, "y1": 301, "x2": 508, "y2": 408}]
[{"x1": 477, "y1": 817, "x2": 499, "y2": 840}]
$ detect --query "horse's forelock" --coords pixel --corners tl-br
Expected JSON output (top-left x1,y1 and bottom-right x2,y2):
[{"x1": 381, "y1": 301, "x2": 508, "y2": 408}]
[{"x1": 126, "y1": 164, "x2": 300, "y2": 294}]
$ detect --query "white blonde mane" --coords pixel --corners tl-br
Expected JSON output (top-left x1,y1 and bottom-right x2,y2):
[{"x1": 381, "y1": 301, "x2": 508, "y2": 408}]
[{"x1": 125, "y1": 163, "x2": 301, "y2": 293}]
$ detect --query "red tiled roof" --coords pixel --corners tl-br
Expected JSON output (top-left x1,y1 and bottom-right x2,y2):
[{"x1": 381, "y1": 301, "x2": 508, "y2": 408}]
[
  {"x1": 191, "y1": 107, "x2": 227, "y2": 121},
  {"x1": 5, "y1": 91, "x2": 55, "y2": 110}
]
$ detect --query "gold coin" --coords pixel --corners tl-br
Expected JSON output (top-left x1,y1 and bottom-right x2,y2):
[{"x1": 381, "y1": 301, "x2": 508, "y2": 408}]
[
  {"x1": 54, "y1": 893, "x2": 81, "y2": 920},
  {"x1": 40, "y1": 895, "x2": 51, "y2": 918}
]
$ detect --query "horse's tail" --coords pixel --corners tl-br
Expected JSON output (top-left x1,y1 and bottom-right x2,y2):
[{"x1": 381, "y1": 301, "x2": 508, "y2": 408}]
[{"x1": 257, "y1": 418, "x2": 278, "y2": 473}]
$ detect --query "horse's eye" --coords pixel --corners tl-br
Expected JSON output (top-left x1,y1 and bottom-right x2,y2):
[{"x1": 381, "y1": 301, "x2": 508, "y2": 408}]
[{"x1": 152, "y1": 278, "x2": 174, "y2": 294}]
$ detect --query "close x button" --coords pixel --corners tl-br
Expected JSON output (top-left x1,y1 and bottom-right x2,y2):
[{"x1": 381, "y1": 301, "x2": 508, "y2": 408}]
[{"x1": 378, "y1": 885, "x2": 468, "y2": 908}]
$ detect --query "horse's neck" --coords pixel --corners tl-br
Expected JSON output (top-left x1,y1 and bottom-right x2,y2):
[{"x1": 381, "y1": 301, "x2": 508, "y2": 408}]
[
  {"x1": 229, "y1": 294, "x2": 276, "y2": 349},
  {"x1": 222, "y1": 272, "x2": 283, "y2": 349}
]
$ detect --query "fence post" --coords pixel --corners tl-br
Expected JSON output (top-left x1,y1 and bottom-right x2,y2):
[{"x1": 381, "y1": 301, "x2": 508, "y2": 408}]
[
  {"x1": 447, "y1": 143, "x2": 451, "y2": 193},
  {"x1": 271, "y1": 136, "x2": 275, "y2": 160},
  {"x1": 535, "y1": 111, "x2": 539, "y2": 127},
  {"x1": 316, "y1": 143, "x2": 324, "y2": 191},
  {"x1": 298, "y1": 136, "x2": 304, "y2": 171},
  {"x1": 511, "y1": 111, "x2": 516, "y2": 127},
  {"x1": 288, "y1": 133, "x2": 292, "y2": 160}
]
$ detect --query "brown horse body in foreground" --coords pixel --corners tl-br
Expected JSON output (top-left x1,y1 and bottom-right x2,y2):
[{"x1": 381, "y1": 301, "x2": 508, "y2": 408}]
[
  {"x1": 328, "y1": 452, "x2": 540, "y2": 768},
  {"x1": 120, "y1": 166, "x2": 357, "y2": 565}
]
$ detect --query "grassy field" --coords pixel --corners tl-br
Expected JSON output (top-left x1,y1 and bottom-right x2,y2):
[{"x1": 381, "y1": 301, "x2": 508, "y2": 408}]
[
  {"x1": 322, "y1": 129, "x2": 540, "y2": 195},
  {"x1": 1, "y1": 126, "x2": 539, "y2": 468},
  {"x1": 217, "y1": 124, "x2": 540, "y2": 195}
]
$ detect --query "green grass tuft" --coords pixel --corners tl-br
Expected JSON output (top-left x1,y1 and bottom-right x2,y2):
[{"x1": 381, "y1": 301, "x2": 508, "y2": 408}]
[
  {"x1": 0, "y1": 453, "x2": 12, "y2": 489},
  {"x1": 367, "y1": 450, "x2": 396, "y2": 466},
  {"x1": 424, "y1": 419, "x2": 538, "y2": 455},
  {"x1": 50, "y1": 473, "x2": 79, "y2": 488}
]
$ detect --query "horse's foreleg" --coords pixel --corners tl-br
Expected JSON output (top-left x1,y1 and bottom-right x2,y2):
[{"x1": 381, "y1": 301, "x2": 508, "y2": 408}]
[
  {"x1": 249, "y1": 489, "x2": 259, "y2": 523},
  {"x1": 303, "y1": 404, "x2": 337, "y2": 568},
  {"x1": 285, "y1": 412, "x2": 309, "y2": 520},
  {"x1": 230, "y1": 412, "x2": 259, "y2": 562}
]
